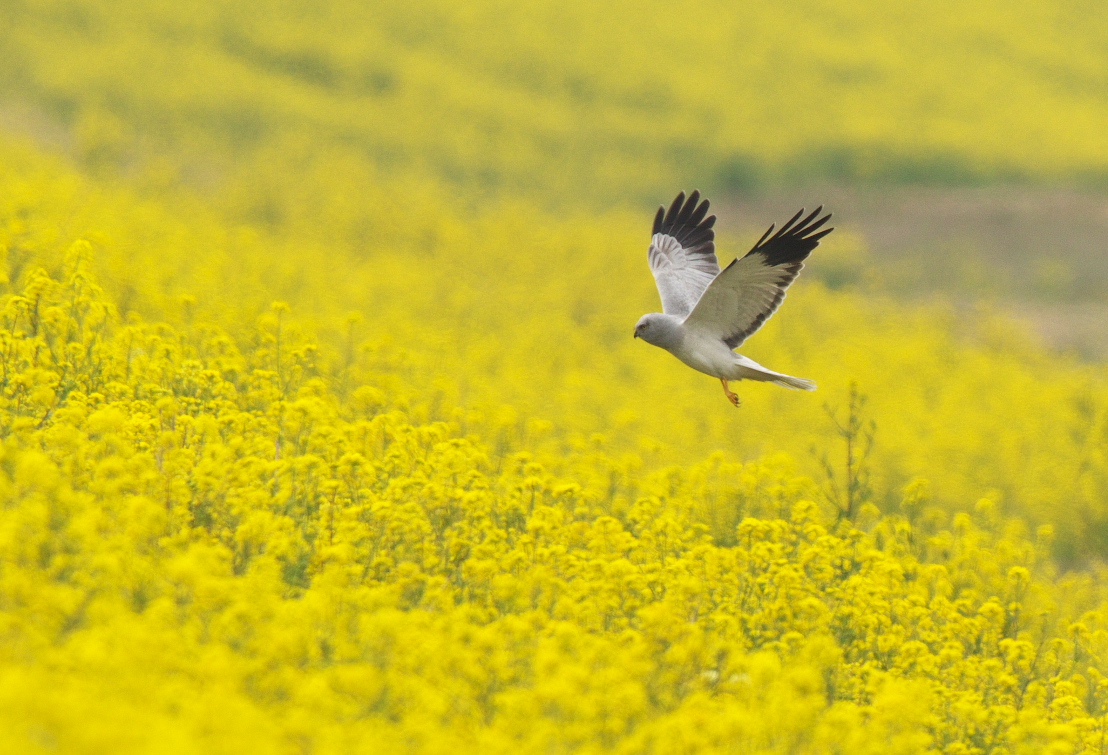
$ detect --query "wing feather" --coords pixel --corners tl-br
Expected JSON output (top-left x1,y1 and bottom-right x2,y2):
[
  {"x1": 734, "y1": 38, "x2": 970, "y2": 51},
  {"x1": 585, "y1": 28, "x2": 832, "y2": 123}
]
[
  {"x1": 683, "y1": 206, "x2": 834, "y2": 348},
  {"x1": 647, "y1": 191, "x2": 719, "y2": 317}
]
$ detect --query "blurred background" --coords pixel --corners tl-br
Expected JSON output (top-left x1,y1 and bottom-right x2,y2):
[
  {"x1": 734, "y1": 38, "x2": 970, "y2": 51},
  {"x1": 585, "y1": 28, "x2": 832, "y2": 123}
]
[{"x1": 2, "y1": 0, "x2": 1107, "y2": 350}]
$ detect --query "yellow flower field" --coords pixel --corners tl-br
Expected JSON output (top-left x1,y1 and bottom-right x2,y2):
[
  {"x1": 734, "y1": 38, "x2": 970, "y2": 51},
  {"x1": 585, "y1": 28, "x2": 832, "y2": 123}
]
[
  {"x1": 0, "y1": 245, "x2": 1104, "y2": 753},
  {"x1": 3, "y1": 0, "x2": 1108, "y2": 751}
]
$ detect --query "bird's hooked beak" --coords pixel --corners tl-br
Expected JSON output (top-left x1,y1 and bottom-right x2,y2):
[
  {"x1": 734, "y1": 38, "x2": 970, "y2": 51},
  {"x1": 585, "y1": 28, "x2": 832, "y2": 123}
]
[{"x1": 633, "y1": 330, "x2": 638, "y2": 339}]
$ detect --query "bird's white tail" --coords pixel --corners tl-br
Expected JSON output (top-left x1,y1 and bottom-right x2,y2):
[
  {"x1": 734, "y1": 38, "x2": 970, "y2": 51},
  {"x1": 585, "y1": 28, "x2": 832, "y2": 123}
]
[
  {"x1": 771, "y1": 374, "x2": 816, "y2": 391},
  {"x1": 733, "y1": 355, "x2": 816, "y2": 391}
]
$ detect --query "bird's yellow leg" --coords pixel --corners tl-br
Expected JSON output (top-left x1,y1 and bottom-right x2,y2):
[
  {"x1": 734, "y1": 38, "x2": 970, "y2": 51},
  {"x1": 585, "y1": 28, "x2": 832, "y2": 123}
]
[{"x1": 720, "y1": 378, "x2": 740, "y2": 408}]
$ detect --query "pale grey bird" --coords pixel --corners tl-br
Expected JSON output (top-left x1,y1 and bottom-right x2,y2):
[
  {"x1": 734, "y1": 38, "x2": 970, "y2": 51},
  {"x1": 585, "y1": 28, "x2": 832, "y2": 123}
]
[{"x1": 634, "y1": 191, "x2": 833, "y2": 407}]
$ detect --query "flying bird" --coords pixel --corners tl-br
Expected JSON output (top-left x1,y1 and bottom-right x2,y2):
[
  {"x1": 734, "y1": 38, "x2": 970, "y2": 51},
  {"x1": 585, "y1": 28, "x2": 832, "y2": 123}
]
[{"x1": 634, "y1": 191, "x2": 833, "y2": 407}]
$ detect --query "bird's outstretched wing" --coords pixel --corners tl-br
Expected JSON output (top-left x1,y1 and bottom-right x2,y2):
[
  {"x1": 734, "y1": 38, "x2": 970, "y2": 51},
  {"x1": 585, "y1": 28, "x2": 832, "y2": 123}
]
[
  {"x1": 683, "y1": 207, "x2": 833, "y2": 348},
  {"x1": 647, "y1": 191, "x2": 719, "y2": 317}
]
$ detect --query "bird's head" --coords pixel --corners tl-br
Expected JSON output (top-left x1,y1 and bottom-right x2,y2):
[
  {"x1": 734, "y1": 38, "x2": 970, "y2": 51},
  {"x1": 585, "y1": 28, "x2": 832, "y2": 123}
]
[{"x1": 634, "y1": 313, "x2": 680, "y2": 348}]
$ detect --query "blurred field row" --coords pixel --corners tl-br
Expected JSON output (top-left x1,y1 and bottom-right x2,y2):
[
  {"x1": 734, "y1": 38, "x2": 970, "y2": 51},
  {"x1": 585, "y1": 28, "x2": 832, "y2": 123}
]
[{"x1": 3, "y1": 0, "x2": 1108, "y2": 208}]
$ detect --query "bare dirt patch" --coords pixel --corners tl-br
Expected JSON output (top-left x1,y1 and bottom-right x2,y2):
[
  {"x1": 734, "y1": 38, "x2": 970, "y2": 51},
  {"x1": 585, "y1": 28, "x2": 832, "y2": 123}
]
[{"x1": 722, "y1": 186, "x2": 1108, "y2": 357}]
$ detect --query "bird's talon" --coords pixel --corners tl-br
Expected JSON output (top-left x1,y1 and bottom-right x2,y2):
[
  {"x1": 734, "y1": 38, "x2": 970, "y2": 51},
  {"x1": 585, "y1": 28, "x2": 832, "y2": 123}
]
[{"x1": 720, "y1": 378, "x2": 741, "y2": 408}]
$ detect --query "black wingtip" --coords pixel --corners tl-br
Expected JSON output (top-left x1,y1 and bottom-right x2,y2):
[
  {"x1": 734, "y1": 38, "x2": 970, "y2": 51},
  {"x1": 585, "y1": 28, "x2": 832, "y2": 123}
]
[
  {"x1": 752, "y1": 223, "x2": 775, "y2": 250},
  {"x1": 771, "y1": 208, "x2": 805, "y2": 241},
  {"x1": 745, "y1": 205, "x2": 835, "y2": 264},
  {"x1": 800, "y1": 206, "x2": 822, "y2": 226},
  {"x1": 653, "y1": 191, "x2": 717, "y2": 257},
  {"x1": 663, "y1": 192, "x2": 685, "y2": 228},
  {"x1": 809, "y1": 226, "x2": 835, "y2": 243},
  {"x1": 803, "y1": 212, "x2": 831, "y2": 236}
]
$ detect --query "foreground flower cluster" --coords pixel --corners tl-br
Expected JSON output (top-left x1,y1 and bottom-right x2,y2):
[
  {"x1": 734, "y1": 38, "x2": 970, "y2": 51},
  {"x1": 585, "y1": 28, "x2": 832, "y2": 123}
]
[{"x1": 2, "y1": 262, "x2": 1108, "y2": 754}]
